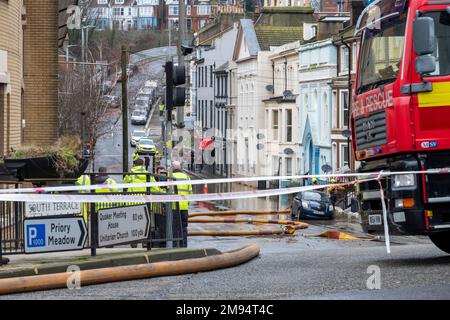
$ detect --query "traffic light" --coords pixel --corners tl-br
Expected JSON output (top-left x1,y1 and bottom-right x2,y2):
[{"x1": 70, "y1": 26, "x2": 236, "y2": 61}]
[{"x1": 165, "y1": 61, "x2": 186, "y2": 121}]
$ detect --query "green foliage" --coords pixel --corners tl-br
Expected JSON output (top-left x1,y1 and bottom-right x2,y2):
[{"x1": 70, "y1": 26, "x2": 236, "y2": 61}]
[{"x1": 9, "y1": 136, "x2": 83, "y2": 175}]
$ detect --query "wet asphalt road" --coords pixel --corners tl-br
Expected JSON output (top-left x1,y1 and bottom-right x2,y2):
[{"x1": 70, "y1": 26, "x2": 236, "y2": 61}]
[{"x1": 3, "y1": 232, "x2": 450, "y2": 300}]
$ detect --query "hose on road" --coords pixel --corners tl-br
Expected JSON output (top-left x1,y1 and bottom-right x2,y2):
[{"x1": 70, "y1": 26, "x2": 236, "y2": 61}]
[
  {"x1": 189, "y1": 210, "x2": 291, "y2": 218},
  {"x1": 306, "y1": 230, "x2": 381, "y2": 241},
  {"x1": 189, "y1": 217, "x2": 308, "y2": 227},
  {"x1": 188, "y1": 225, "x2": 304, "y2": 237},
  {"x1": 0, "y1": 244, "x2": 260, "y2": 295},
  {"x1": 188, "y1": 218, "x2": 308, "y2": 237}
]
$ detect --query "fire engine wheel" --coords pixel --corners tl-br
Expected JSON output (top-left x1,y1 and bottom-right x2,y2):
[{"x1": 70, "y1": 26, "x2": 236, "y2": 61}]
[{"x1": 429, "y1": 231, "x2": 450, "y2": 254}]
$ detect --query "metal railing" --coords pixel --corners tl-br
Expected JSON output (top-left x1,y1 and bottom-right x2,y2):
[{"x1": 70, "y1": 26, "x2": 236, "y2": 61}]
[{"x1": 1, "y1": 172, "x2": 187, "y2": 260}]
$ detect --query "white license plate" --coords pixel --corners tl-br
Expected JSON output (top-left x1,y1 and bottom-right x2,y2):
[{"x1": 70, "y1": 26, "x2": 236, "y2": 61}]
[
  {"x1": 313, "y1": 210, "x2": 325, "y2": 215},
  {"x1": 369, "y1": 214, "x2": 382, "y2": 226}
]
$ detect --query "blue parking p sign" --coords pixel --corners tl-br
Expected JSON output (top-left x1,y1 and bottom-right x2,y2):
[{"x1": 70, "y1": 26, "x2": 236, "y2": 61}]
[
  {"x1": 26, "y1": 224, "x2": 46, "y2": 248},
  {"x1": 24, "y1": 217, "x2": 87, "y2": 254}
]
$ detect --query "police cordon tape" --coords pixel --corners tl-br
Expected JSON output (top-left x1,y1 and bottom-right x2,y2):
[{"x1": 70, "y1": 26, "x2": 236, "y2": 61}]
[
  {"x1": 0, "y1": 177, "x2": 392, "y2": 253},
  {"x1": 0, "y1": 169, "x2": 448, "y2": 194},
  {"x1": 0, "y1": 180, "x2": 365, "y2": 203},
  {"x1": 2, "y1": 169, "x2": 448, "y2": 254}
]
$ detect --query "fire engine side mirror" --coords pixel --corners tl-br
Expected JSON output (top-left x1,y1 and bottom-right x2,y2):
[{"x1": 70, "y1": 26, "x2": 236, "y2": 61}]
[
  {"x1": 413, "y1": 17, "x2": 435, "y2": 56},
  {"x1": 415, "y1": 55, "x2": 436, "y2": 75}
]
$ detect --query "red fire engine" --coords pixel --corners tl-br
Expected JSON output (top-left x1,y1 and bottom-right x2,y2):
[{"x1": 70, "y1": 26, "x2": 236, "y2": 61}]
[{"x1": 353, "y1": 0, "x2": 450, "y2": 253}]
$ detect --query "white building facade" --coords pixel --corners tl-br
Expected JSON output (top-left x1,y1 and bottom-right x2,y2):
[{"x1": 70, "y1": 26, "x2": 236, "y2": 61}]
[
  {"x1": 232, "y1": 19, "x2": 273, "y2": 179},
  {"x1": 298, "y1": 39, "x2": 337, "y2": 175},
  {"x1": 191, "y1": 23, "x2": 238, "y2": 175},
  {"x1": 263, "y1": 41, "x2": 301, "y2": 179}
]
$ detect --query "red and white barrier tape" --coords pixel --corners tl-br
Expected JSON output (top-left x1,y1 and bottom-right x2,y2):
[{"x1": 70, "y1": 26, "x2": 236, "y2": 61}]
[
  {"x1": 0, "y1": 180, "x2": 364, "y2": 204},
  {"x1": 0, "y1": 169, "x2": 448, "y2": 194}
]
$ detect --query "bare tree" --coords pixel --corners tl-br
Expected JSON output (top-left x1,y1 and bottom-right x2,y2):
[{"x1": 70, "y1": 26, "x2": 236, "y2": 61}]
[{"x1": 58, "y1": 62, "x2": 112, "y2": 166}]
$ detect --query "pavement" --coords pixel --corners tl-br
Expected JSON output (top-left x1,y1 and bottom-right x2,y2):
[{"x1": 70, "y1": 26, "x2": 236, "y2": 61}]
[{"x1": 0, "y1": 247, "x2": 221, "y2": 279}]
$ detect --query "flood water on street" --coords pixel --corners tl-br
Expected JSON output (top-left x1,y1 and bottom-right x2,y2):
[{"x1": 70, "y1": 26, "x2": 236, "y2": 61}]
[{"x1": 191, "y1": 182, "x2": 284, "y2": 213}]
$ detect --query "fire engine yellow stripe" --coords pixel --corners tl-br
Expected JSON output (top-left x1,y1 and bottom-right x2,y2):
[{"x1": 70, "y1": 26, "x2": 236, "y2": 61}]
[{"x1": 418, "y1": 82, "x2": 450, "y2": 108}]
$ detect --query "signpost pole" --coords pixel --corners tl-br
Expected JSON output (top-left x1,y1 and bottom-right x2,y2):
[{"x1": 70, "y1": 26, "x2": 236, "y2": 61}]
[{"x1": 90, "y1": 201, "x2": 97, "y2": 257}]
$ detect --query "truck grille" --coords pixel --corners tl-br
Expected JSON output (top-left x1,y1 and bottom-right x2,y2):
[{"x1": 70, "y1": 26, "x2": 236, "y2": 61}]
[{"x1": 355, "y1": 110, "x2": 387, "y2": 150}]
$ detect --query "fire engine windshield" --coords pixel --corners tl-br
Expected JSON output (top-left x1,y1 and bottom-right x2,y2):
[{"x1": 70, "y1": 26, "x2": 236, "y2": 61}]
[{"x1": 357, "y1": 18, "x2": 406, "y2": 94}]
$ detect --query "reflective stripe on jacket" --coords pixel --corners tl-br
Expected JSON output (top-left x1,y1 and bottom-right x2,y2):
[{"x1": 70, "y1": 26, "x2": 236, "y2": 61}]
[
  {"x1": 123, "y1": 165, "x2": 148, "y2": 193},
  {"x1": 76, "y1": 175, "x2": 91, "y2": 222}
]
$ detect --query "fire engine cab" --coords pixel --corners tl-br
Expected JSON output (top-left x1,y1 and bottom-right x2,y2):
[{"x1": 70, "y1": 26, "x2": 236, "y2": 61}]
[{"x1": 353, "y1": 0, "x2": 450, "y2": 253}]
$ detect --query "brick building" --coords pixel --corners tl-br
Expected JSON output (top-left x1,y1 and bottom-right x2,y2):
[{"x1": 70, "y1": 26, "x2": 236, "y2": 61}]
[
  {"x1": 22, "y1": 0, "x2": 60, "y2": 147},
  {"x1": 0, "y1": 0, "x2": 76, "y2": 157},
  {"x1": 0, "y1": 0, "x2": 25, "y2": 156}
]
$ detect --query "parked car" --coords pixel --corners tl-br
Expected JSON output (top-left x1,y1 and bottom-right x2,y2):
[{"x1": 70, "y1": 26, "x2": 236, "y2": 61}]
[
  {"x1": 291, "y1": 190, "x2": 334, "y2": 220},
  {"x1": 102, "y1": 95, "x2": 120, "y2": 108},
  {"x1": 139, "y1": 87, "x2": 155, "y2": 97},
  {"x1": 134, "y1": 106, "x2": 149, "y2": 117},
  {"x1": 131, "y1": 110, "x2": 147, "y2": 125},
  {"x1": 130, "y1": 130, "x2": 147, "y2": 147},
  {"x1": 136, "y1": 138, "x2": 157, "y2": 155}
]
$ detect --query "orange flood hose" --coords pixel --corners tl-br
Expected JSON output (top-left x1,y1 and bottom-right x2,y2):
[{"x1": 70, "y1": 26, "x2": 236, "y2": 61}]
[
  {"x1": 188, "y1": 217, "x2": 309, "y2": 237},
  {"x1": 188, "y1": 225, "x2": 304, "y2": 237},
  {"x1": 189, "y1": 217, "x2": 309, "y2": 228},
  {"x1": 188, "y1": 210, "x2": 291, "y2": 217},
  {"x1": 0, "y1": 244, "x2": 260, "y2": 295}
]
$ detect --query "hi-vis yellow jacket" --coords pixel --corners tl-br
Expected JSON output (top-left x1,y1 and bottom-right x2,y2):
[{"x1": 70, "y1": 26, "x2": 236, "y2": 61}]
[
  {"x1": 76, "y1": 175, "x2": 91, "y2": 223},
  {"x1": 172, "y1": 170, "x2": 192, "y2": 211}
]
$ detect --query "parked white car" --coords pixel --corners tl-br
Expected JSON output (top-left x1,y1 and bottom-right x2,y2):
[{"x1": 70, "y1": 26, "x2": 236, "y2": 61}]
[
  {"x1": 130, "y1": 130, "x2": 147, "y2": 147},
  {"x1": 131, "y1": 110, "x2": 147, "y2": 125}
]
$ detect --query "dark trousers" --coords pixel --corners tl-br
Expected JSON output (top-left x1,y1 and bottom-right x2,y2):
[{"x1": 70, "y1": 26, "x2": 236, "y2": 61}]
[{"x1": 180, "y1": 210, "x2": 189, "y2": 248}]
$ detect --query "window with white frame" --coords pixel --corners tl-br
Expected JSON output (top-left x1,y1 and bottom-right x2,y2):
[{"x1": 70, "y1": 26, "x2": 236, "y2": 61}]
[
  {"x1": 113, "y1": 7, "x2": 124, "y2": 16},
  {"x1": 340, "y1": 90, "x2": 349, "y2": 128},
  {"x1": 322, "y1": 91, "x2": 329, "y2": 138},
  {"x1": 186, "y1": 5, "x2": 191, "y2": 16},
  {"x1": 197, "y1": 5, "x2": 210, "y2": 15},
  {"x1": 332, "y1": 90, "x2": 337, "y2": 128},
  {"x1": 272, "y1": 110, "x2": 279, "y2": 141},
  {"x1": 286, "y1": 157, "x2": 293, "y2": 176},
  {"x1": 286, "y1": 109, "x2": 292, "y2": 143},
  {"x1": 352, "y1": 42, "x2": 358, "y2": 72},
  {"x1": 340, "y1": 45, "x2": 349, "y2": 73},
  {"x1": 340, "y1": 144, "x2": 349, "y2": 168},
  {"x1": 115, "y1": 0, "x2": 125, "y2": 4},
  {"x1": 273, "y1": 156, "x2": 279, "y2": 175},
  {"x1": 169, "y1": 5, "x2": 179, "y2": 15},
  {"x1": 140, "y1": 7, "x2": 153, "y2": 16}
]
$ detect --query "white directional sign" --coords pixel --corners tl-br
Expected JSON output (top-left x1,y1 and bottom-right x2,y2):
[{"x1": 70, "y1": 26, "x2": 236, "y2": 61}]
[
  {"x1": 24, "y1": 217, "x2": 88, "y2": 254},
  {"x1": 25, "y1": 202, "x2": 81, "y2": 217},
  {"x1": 98, "y1": 205, "x2": 150, "y2": 247}
]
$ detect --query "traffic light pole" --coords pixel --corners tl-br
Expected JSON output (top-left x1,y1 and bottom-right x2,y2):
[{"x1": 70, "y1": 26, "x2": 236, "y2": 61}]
[
  {"x1": 122, "y1": 45, "x2": 129, "y2": 174},
  {"x1": 177, "y1": 0, "x2": 186, "y2": 128},
  {"x1": 165, "y1": 60, "x2": 174, "y2": 249}
]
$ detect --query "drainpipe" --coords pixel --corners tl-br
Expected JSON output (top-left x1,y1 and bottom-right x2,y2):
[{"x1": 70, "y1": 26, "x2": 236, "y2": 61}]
[
  {"x1": 284, "y1": 57, "x2": 287, "y2": 93},
  {"x1": 272, "y1": 62, "x2": 275, "y2": 94},
  {"x1": 341, "y1": 36, "x2": 352, "y2": 169}
]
